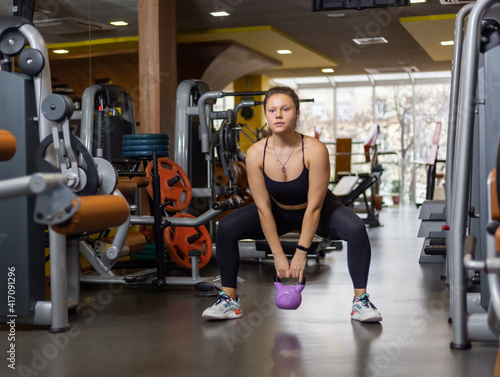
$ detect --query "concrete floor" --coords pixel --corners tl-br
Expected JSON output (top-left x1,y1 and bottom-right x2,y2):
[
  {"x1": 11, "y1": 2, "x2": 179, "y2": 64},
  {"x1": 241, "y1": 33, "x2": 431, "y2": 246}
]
[{"x1": 2, "y1": 206, "x2": 499, "y2": 377}]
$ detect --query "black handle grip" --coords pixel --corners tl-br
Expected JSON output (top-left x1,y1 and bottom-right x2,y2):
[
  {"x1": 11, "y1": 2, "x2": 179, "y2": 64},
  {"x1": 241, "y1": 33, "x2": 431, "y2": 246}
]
[
  {"x1": 167, "y1": 175, "x2": 181, "y2": 187},
  {"x1": 274, "y1": 274, "x2": 306, "y2": 285},
  {"x1": 212, "y1": 195, "x2": 245, "y2": 211},
  {"x1": 187, "y1": 232, "x2": 202, "y2": 244}
]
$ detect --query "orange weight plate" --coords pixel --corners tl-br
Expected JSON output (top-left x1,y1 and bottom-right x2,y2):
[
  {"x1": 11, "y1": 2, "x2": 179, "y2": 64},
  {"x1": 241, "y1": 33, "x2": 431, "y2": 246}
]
[
  {"x1": 145, "y1": 158, "x2": 192, "y2": 212},
  {"x1": 163, "y1": 213, "x2": 212, "y2": 270}
]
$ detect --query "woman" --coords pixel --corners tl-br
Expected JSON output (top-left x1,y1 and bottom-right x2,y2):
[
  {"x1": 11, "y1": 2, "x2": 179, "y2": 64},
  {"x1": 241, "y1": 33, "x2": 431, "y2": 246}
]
[{"x1": 202, "y1": 86, "x2": 382, "y2": 323}]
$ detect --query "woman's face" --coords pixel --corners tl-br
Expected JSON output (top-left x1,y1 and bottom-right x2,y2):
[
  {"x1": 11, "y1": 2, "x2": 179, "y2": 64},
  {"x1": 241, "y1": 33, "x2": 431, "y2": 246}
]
[{"x1": 265, "y1": 94, "x2": 299, "y2": 134}]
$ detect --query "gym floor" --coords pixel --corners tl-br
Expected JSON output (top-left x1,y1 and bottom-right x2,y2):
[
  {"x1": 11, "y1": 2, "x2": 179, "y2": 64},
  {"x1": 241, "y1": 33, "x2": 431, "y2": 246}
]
[{"x1": 3, "y1": 206, "x2": 499, "y2": 377}]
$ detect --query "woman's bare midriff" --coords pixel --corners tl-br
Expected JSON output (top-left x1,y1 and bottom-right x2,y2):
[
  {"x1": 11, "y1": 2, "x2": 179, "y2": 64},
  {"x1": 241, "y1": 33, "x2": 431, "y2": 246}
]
[{"x1": 271, "y1": 196, "x2": 308, "y2": 210}]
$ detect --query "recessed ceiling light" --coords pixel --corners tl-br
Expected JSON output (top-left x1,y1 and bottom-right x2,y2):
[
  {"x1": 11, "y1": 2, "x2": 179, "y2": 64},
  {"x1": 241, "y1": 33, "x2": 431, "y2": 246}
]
[
  {"x1": 110, "y1": 21, "x2": 128, "y2": 26},
  {"x1": 277, "y1": 50, "x2": 292, "y2": 55},
  {"x1": 211, "y1": 11, "x2": 230, "y2": 17},
  {"x1": 410, "y1": 0, "x2": 426, "y2": 3},
  {"x1": 322, "y1": 68, "x2": 334, "y2": 73},
  {"x1": 441, "y1": 40, "x2": 454, "y2": 46},
  {"x1": 353, "y1": 37, "x2": 388, "y2": 45},
  {"x1": 53, "y1": 49, "x2": 69, "y2": 54}
]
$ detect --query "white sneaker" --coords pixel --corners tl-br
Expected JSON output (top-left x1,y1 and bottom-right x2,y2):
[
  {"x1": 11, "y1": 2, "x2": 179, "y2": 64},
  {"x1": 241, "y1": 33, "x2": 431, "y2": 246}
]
[
  {"x1": 351, "y1": 293, "x2": 382, "y2": 322},
  {"x1": 202, "y1": 291, "x2": 242, "y2": 320}
]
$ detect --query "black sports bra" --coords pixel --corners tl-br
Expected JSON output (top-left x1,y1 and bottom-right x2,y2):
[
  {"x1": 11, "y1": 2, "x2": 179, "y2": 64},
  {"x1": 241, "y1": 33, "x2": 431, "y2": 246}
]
[{"x1": 262, "y1": 134, "x2": 309, "y2": 206}]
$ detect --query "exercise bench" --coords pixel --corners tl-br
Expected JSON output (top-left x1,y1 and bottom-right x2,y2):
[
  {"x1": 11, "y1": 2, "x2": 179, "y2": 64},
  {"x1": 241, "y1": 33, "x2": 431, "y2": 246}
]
[{"x1": 333, "y1": 173, "x2": 381, "y2": 227}]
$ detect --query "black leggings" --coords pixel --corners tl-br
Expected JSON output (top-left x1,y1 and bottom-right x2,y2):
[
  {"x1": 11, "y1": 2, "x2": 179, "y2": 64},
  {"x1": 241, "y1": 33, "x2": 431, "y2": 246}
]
[{"x1": 216, "y1": 190, "x2": 371, "y2": 289}]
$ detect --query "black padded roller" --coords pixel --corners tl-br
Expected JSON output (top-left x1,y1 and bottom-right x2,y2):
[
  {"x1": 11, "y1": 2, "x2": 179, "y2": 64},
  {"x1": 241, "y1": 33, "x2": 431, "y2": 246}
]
[
  {"x1": 42, "y1": 94, "x2": 74, "y2": 122},
  {"x1": 0, "y1": 30, "x2": 25, "y2": 56},
  {"x1": 18, "y1": 48, "x2": 44, "y2": 76}
]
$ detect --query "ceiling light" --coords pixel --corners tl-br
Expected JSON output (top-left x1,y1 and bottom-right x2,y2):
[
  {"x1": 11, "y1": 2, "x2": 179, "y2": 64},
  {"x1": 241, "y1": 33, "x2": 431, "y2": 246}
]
[
  {"x1": 277, "y1": 50, "x2": 292, "y2": 55},
  {"x1": 441, "y1": 40, "x2": 454, "y2": 46},
  {"x1": 110, "y1": 21, "x2": 128, "y2": 26},
  {"x1": 322, "y1": 68, "x2": 334, "y2": 73},
  {"x1": 353, "y1": 37, "x2": 388, "y2": 45},
  {"x1": 211, "y1": 11, "x2": 230, "y2": 17},
  {"x1": 327, "y1": 13, "x2": 345, "y2": 17},
  {"x1": 410, "y1": 0, "x2": 426, "y2": 3},
  {"x1": 53, "y1": 49, "x2": 69, "y2": 54}
]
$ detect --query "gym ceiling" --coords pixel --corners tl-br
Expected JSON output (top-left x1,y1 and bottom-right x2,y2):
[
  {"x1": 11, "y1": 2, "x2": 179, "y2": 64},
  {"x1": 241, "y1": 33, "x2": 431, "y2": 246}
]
[{"x1": 33, "y1": 0, "x2": 466, "y2": 78}]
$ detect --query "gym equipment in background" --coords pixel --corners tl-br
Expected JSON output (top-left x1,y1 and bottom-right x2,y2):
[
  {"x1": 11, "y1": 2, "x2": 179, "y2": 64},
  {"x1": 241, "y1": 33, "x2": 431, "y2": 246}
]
[
  {"x1": 70, "y1": 80, "x2": 244, "y2": 291},
  {"x1": 0, "y1": 16, "x2": 235, "y2": 332},
  {"x1": 163, "y1": 213, "x2": 212, "y2": 270},
  {"x1": 0, "y1": 15, "x2": 132, "y2": 332},
  {"x1": 417, "y1": 122, "x2": 447, "y2": 264},
  {"x1": 331, "y1": 124, "x2": 383, "y2": 227},
  {"x1": 79, "y1": 84, "x2": 136, "y2": 161},
  {"x1": 174, "y1": 80, "x2": 261, "y2": 204},
  {"x1": 274, "y1": 275, "x2": 306, "y2": 310},
  {"x1": 77, "y1": 145, "x2": 245, "y2": 289},
  {"x1": 0, "y1": 15, "x2": 68, "y2": 331},
  {"x1": 443, "y1": 0, "x2": 500, "y2": 349},
  {"x1": 144, "y1": 157, "x2": 192, "y2": 212}
]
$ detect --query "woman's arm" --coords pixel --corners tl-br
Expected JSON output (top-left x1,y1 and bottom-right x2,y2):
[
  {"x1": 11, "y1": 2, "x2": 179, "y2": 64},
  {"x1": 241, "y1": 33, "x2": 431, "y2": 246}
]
[
  {"x1": 246, "y1": 141, "x2": 291, "y2": 278},
  {"x1": 290, "y1": 137, "x2": 330, "y2": 281}
]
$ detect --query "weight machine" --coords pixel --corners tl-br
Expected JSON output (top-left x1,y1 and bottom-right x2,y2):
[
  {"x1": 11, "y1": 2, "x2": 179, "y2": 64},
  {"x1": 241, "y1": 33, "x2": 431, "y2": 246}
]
[
  {"x1": 174, "y1": 80, "x2": 261, "y2": 201},
  {"x1": 0, "y1": 16, "x2": 132, "y2": 332},
  {"x1": 79, "y1": 84, "x2": 136, "y2": 161},
  {"x1": 445, "y1": 0, "x2": 500, "y2": 349}
]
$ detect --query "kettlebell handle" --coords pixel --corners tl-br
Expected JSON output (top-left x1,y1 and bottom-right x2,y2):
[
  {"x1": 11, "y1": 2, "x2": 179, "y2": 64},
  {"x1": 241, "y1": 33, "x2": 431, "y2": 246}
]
[{"x1": 274, "y1": 274, "x2": 306, "y2": 285}]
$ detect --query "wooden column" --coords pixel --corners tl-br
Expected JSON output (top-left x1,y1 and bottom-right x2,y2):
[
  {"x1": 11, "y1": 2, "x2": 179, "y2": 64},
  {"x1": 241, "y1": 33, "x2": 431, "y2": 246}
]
[
  {"x1": 335, "y1": 138, "x2": 352, "y2": 180},
  {"x1": 138, "y1": 0, "x2": 177, "y2": 142}
]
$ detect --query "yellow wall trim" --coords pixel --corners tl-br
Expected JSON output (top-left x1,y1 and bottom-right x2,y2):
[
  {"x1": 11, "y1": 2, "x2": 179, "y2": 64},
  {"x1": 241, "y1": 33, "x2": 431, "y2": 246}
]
[
  {"x1": 47, "y1": 36, "x2": 139, "y2": 49},
  {"x1": 400, "y1": 14, "x2": 457, "y2": 23}
]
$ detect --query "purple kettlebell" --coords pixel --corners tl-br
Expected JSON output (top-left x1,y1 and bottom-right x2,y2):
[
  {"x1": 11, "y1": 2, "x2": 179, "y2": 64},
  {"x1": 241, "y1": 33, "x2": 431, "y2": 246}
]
[{"x1": 274, "y1": 275, "x2": 306, "y2": 310}]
